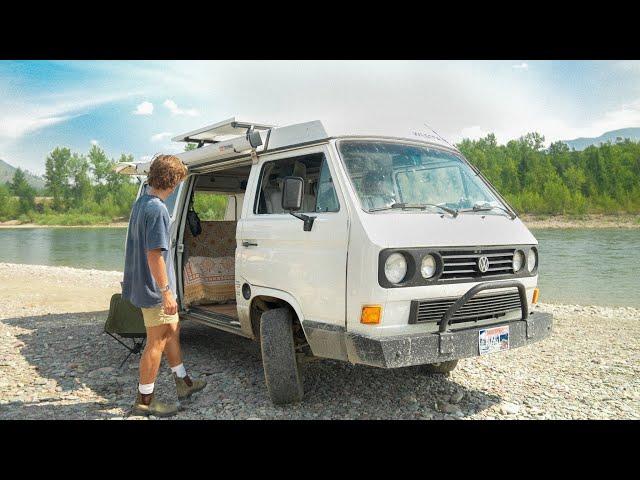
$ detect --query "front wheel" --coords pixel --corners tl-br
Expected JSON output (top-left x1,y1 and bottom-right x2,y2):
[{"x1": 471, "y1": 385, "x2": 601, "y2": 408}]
[
  {"x1": 259, "y1": 308, "x2": 304, "y2": 405},
  {"x1": 419, "y1": 360, "x2": 459, "y2": 374}
]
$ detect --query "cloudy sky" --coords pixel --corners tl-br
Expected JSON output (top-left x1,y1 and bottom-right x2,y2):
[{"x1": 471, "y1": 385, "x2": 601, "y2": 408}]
[{"x1": 1, "y1": 60, "x2": 639, "y2": 174}]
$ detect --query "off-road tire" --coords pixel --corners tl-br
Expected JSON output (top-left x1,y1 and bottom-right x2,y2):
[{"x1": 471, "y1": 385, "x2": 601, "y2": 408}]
[
  {"x1": 260, "y1": 308, "x2": 304, "y2": 405},
  {"x1": 420, "y1": 360, "x2": 459, "y2": 374}
]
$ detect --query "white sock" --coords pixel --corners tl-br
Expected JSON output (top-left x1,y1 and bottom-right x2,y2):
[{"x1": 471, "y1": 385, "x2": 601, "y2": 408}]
[
  {"x1": 171, "y1": 363, "x2": 187, "y2": 378},
  {"x1": 138, "y1": 382, "x2": 154, "y2": 395}
]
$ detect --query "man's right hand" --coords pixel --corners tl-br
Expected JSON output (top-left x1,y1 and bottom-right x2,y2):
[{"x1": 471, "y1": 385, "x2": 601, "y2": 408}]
[{"x1": 162, "y1": 290, "x2": 178, "y2": 315}]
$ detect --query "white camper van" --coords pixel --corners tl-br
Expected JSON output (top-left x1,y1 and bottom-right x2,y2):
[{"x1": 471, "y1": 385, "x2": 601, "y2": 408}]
[{"x1": 115, "y1": 118, "x2": 553, "y2": 405}]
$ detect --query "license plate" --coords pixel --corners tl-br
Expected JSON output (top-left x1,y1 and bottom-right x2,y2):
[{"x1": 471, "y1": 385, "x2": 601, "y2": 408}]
[{"x1": 479, "y1": 325, "x2": 510, "y2": 355}]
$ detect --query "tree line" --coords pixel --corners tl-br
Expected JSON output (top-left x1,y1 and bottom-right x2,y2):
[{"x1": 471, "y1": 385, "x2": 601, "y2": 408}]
[
  {"x1": 0, "y1": 145, "x2": 138, "y2": 224},
  {"x1": 1, "y1": 133, "x2": 639, "y2": 224},
  {"x1": 457, "y1": 133, "x2": 640, "y2": 215}
]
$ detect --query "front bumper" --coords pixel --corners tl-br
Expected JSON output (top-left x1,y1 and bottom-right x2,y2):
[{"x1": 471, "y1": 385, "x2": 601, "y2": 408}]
[
  {"x1": 345, "y1": 310, "x2": 553, "y2": 368},
  {"x1": 303, "y1": 280, "x2": 553, "y2": 368},
  {"x1": 303, "y1": 310, "x2": 552, "y2": 368}
]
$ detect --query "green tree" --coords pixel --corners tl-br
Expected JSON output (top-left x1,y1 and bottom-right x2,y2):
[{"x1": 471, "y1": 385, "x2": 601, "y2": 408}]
[
  {"x1": 10, "y1": 168, "x2": 36, "y2": 214},
  {"x1": 0, "y1": 183, "x2": 19, "y2": 219},
  {"x1": 45, "y1": 147, "x2": 72, "y2": 211},
  {"x1": 88, "y1": 144, "x2": 111, "y2": 183},
  {"x1": 67, "y1": 153, "x2": 93, "y2": 207},
  {"x1": 88, "y1": 145, "x2": 113, "y2": 203}
]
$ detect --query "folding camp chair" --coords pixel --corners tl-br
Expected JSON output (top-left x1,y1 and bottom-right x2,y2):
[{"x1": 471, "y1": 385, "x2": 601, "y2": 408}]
[{"x1": 104, "y1": 293, "x2": 147, "y2": 369}]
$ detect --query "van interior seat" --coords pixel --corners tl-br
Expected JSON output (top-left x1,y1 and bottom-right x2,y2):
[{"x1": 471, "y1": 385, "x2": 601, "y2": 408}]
[
  {"x1": 183, "y1": 220, "x2": 237, "y2": 307},
  {"x1": 264, "y1": 176, "x2": 284, "y2": 214},
  {"x1": 292, "y1": 161, "x2": 316, "y2": 212}
]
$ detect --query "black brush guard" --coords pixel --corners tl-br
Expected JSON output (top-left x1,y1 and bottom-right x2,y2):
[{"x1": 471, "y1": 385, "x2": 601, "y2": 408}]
[{"x1": 438, "y1": 280, "x2": 528, "y2": 333}]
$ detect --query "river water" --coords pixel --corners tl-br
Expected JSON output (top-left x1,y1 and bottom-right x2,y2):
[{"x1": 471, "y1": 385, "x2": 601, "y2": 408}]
[{"x1": 0, "y1": 227, "x2": 638, "y2": 307}]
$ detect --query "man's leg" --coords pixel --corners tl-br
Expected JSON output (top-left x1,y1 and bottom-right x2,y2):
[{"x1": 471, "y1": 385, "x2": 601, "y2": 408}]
[
  {"x1": 132, "y1": 311, "x2": 179, "y2": 417},
  {"x1": 139, "y1": 323, "x2": 172, "y2": 384},
  {"x1": 164, "y1": 322, "x2": 207, "y2": 400},
  {"x1": 164, "y1": 322, "x2": 182, "y2": 368}
]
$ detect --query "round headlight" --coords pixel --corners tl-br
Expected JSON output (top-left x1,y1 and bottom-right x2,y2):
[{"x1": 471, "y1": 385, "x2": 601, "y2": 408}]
[
  {"x1": 527, "y1": 248, "x2": 537, "y2": 272},
  {"x1": 512, "y1": 250, "x2": 525, "y2": 272},
  {"x1": 421, "y1": 254, "x2": 437, "y2": 279},
  {"x1": 384, "y1": 253, "x2": 408, "y2": 284}
]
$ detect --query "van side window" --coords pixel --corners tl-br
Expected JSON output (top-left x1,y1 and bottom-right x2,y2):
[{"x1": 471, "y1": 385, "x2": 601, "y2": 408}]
[
  {"x1": 316, "y1": 159, "x2": 339, "y2": 213},
  {"x1": 192, "y1": 192, "x2": 230, "y2": 221},
  {"x1": 142, "y1": 180, "x2": 184, "y2": 218},
  {"x1": 256, "y1": 153, "x2": 340, "y2": 214}
]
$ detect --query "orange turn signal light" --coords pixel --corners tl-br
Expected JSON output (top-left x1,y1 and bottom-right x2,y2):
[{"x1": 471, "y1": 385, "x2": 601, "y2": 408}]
[
  {"x1": 361, "y1": 305, "x2": 382, "y2": 324},
  {"x1": 532, "y1": 288, "x2": 540, "y2": 304}
]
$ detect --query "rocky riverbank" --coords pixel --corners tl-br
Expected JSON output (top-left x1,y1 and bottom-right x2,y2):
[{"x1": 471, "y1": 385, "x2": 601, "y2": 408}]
[
  {"x1": 521, "y1": 214, "x2": 640, "y2": 229},
  {"x1": 1, "y1": 215, "x2": 638, "y2": 229},
  {"x1": 0, "y1": 263, "x2": 638, "y2": 420},
  {"x1": 0, "y1": 221, "x2": 128, "y2": 229}
]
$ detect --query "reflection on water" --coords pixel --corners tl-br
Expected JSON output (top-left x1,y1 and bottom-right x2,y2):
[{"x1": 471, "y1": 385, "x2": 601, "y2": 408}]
[
  {"x1": 0, "y1": 228, "x2": 127, "y2": 272},
  {"x1": 0, "y1": 227, "x2": 638, "y2": 307},
  {"x1": 531, "y1": 228, "x2": 640, "y2": 307}
]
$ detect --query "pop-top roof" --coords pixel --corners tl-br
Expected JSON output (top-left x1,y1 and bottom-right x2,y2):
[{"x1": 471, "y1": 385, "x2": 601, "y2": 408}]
[
  {"x1": 117, "y1": 118, "x2": 459, "y2": 175},
  {"x1": 171, "y1": 117, "x2": 274, "y2": 144},
  {"x1": 168, "y1": 118, "x2": 459, "y2": 171}
]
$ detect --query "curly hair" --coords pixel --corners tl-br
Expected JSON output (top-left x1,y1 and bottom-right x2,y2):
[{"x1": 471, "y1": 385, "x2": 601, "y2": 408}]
[{"x1": 147, "y1": 154, "x2": 187, "y2": 190}]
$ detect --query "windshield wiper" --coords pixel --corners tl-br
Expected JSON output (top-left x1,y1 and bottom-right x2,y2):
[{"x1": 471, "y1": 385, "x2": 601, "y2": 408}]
[
  {"x1": 457, "y1": 203, "x2": 516, "y2": 219},
  {"x1": 370, "y1": 202, "x2": 459, "y2": 217}
]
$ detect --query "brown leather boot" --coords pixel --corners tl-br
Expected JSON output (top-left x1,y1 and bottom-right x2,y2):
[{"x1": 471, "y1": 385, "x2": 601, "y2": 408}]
[
  {"x1": 131, "y1": 392, "x2": 178, "y2": 418},
  {"x1": 174, "y1": 373, "x2": 207, "y2": 401}
]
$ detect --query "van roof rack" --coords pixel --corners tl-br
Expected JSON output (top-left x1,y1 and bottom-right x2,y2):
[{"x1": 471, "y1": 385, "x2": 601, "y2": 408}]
[{"x1": 172, "y1": 117, "x2": 275, "y2": 145}]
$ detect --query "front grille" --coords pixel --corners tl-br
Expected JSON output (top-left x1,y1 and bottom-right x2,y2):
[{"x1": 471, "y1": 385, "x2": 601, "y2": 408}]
[
  {"x1": 439, "y1": 248, "x2": 515, "y2": 281},
  {"x1": 411, "y1": 290, "x2": 522, "y2": 325}
]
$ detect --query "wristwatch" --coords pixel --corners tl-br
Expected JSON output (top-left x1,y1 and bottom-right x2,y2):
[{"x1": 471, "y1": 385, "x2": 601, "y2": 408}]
[{"x1": 160, "y1": 284, "x2": 171, "y2": 293}]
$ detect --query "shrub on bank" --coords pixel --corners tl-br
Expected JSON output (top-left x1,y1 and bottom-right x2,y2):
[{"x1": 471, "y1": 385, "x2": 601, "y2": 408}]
[{"x1": 31, "y1": 212, "x2": 113, "y2": 226}]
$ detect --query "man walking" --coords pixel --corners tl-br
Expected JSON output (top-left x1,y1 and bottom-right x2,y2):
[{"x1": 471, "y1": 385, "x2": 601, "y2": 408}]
[{"x1": 122, "y1": 154, "x2": 206, "y2": 417}]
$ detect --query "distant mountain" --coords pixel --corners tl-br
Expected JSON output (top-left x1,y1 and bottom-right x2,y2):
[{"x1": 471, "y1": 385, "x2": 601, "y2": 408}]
[
  {"x1": 562, "y1": 128, "x2": 640, "y2": 151},
  {"x1": 0, "y1": 159, "x2": 46, "y2": 191}
]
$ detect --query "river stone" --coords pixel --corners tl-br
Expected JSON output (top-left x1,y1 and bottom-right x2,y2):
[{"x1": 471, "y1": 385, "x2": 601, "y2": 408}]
[
  {"x1": 88, "y1": 367, "x2": 115, "y2": 378},
  {"x1": 438, "y1": 401, "x2": 461, "y2": 415},
  {"x1": 500, "y1": 402, "x2": 521, "y2": 415},
  {"x1": 450, "y1": 391, "x2": 464, "y2": 404}
]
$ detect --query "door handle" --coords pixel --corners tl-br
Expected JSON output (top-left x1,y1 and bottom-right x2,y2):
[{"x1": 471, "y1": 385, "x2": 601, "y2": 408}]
[{"x1": 242, "y1": 241, "x2": 258, "y2": 247}]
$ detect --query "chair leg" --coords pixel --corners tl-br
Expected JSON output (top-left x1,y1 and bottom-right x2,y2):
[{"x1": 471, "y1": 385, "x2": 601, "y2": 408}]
[
  {"x1": 105, "y1": 332, "x2": 147, "y2": 370},
  {"x1": 118, "y1": 350, "x2": 135, "y2": 370}
]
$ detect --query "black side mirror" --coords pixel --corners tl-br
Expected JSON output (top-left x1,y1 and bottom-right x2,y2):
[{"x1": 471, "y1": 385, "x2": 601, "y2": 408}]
[
  {"x1": 281, "y1": 176, "x2": 316, "y2": 232},
  {"x1": 281, "y1": 176, "x2": 304, "y2": 211}
]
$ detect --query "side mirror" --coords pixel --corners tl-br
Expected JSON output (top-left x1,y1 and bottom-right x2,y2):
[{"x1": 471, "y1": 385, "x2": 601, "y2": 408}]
[
  {"x1": 281, "y1": 176, "x2": 315, "y2": 232},
  {"x1": 281, "y1": 176, "x2": 304, "y2": 211}
]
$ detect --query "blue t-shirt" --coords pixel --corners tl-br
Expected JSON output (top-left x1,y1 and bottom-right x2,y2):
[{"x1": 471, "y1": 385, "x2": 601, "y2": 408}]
[{"x1": 121, "y1": 194, "x2": 176, "y2": 308}]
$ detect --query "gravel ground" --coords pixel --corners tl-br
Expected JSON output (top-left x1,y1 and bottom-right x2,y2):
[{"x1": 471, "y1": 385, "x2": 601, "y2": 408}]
[{"x1": 1, "y1": 263, "x2": 638, "y2": 420}]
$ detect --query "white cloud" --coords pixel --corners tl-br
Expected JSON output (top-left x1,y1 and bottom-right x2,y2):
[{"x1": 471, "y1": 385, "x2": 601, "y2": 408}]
[
  {"x1": 456, "y1": 125, "x2": 491, "y2": 141},
  {"x1": 5, "y1": 60, "x2": 640, "y2": 173},
  {"x1": 150, "y1": 132, "x2": 173, "y2": 142},
  {"x1": 0, "y1": 114, "x2": 75, "y2": 139},
  {"x1": 540, "y1": 98, "x2": 640, "y2": 142},
  {"x1": 163, "y1": 143, "x2": 183, "y2": 153},
  {"x1": 90, "y1": 139, "x2": 99, "y2": 145},
  {"x1": 163, "y1": 99, "x2": 199, "y2": 116},
  {"x1": 0, "y1": 93, "x2": 128, "y2": 141},
  {"x1": 133, "y1": 101, "x2": 154, "y2": 115}
]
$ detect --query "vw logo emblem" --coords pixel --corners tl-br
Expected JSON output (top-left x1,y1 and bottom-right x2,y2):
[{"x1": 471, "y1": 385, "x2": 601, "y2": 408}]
[{"x1": 477, "y1": 256, "x2": 490, "y2": 273}]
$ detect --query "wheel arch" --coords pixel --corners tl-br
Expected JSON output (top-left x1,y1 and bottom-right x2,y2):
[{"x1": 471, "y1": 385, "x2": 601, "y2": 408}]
[{"x1": 248, "y1": 286, "x2": 306, "y2": 340}]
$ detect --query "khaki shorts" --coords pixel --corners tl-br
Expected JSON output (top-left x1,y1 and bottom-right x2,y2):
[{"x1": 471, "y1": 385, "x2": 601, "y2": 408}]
[{"x1": 141, "y1": 306, "x2": 179, "y2": 328}]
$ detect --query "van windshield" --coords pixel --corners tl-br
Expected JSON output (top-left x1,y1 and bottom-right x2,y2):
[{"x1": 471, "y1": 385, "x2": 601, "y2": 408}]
[{"x1": 337, "y1": 140, "x2": 506, "y2": 214}]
